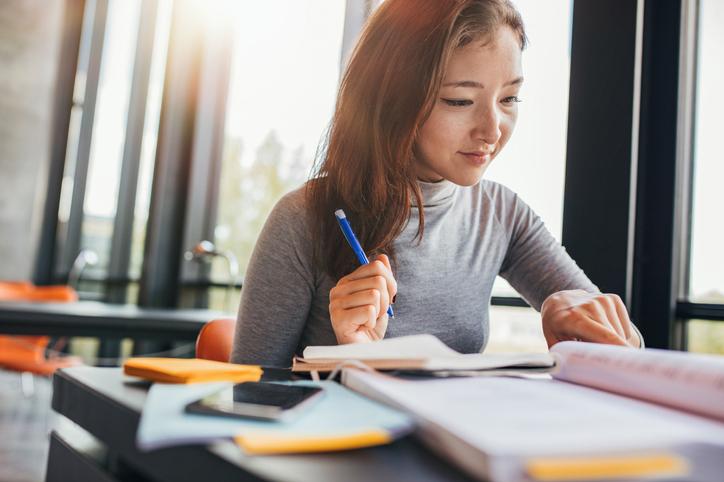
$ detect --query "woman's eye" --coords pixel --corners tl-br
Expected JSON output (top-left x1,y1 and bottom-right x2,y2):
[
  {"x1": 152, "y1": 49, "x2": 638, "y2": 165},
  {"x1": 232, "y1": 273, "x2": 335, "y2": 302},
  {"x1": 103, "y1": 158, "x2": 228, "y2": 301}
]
[
  {"x1": 442, "y1": 98, "x2": 472, "y2": 107},
  {"x1": 502, "y1": 96, "x2": 522, "y2": 105}
]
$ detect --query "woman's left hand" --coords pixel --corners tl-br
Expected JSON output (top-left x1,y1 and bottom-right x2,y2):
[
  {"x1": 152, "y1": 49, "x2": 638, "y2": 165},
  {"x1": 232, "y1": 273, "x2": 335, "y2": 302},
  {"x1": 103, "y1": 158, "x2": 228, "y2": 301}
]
[{"x1": 541, "y1": 289, "x2": 641, "y2": 348}]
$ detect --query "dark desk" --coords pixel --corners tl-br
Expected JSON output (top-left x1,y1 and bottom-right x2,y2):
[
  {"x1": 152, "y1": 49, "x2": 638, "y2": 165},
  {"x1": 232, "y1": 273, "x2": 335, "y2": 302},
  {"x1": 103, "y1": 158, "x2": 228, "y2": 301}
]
[
  {"x1": 0, "y1": 301, "x2": 226, "y2": 340},
  {"x1": 47, "y1": 367, "x2": 474, "y2": 482}
]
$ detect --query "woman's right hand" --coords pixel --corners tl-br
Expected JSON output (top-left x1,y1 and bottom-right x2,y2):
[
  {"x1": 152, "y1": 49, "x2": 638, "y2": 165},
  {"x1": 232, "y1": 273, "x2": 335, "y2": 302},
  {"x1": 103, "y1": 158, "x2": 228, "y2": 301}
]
[{"x1": 329, "y1": 254, "x2": 397, "y2": 344}]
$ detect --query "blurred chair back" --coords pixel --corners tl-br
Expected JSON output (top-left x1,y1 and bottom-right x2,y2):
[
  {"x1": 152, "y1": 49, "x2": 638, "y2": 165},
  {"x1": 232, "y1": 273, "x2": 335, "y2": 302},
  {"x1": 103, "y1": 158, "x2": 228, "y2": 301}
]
[
  {"x1": 0, "y1": 282, "x2": 81, "y2": 376},
  {"x1": 195, "y1": 318, "x2": 236, "y2": 362},
  {"x1": 0, "y1": 282, "x2": 78, "y2": 302}
]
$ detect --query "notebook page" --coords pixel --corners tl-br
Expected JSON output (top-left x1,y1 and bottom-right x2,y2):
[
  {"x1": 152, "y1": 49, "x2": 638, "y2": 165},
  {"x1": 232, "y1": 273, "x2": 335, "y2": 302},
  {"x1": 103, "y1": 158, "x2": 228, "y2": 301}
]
[
  {"x1": 343, "y1": 370, "x2": 724, "y2": 459},
  {"x1": 551, "y1": 341, "x2": 724, "y2": 421},
  {"x1": 302, "y1": 334, "x2": 555, "y2": 370},
  {"x1": 424, "y1": 353, "x2": 554, "y2": 370},
  {"x1": 302, "y1": 334, "x2": 461, "y2": 359}
]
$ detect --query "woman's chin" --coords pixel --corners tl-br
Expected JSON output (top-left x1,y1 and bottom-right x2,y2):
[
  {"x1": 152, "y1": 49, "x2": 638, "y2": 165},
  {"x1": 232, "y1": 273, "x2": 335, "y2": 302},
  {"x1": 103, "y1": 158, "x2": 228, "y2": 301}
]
[{"x1": 448, "y1": 168, "x2": 488, "y2": 187}]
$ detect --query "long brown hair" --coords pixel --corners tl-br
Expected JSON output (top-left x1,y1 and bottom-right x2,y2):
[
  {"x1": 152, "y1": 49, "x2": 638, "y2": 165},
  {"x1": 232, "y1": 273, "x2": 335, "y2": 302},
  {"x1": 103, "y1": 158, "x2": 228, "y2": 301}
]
[{"x1": 307, "y1": 0, "x2": 527, "y2": 279}]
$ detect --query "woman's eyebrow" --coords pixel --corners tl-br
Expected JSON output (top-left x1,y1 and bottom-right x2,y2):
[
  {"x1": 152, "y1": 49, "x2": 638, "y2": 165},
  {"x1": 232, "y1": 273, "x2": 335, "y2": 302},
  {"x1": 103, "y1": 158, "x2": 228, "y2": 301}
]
[{"x1": 442, "y1": 77, "x2": 524, "y2": 88}]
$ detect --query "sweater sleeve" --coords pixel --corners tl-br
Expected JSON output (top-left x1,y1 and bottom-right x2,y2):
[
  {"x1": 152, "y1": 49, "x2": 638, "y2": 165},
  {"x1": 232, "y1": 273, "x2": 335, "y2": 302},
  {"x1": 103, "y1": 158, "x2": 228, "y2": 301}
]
[
  {"x1": 491, "y1": 183, "x2": 598, "y2": 311},
  {"x1": 230, "y1": 189, "x2": 316, "y2": 367}
]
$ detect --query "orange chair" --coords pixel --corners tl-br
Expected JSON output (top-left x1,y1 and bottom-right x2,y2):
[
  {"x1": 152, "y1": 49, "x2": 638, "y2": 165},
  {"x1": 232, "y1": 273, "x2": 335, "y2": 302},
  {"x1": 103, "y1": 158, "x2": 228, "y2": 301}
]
[
  {"x1": 0, "y1": 281, "x2": 82, "y2": 375},
  {"x1": 195, "y1": 318, "x2": 236, "y2": 362}
]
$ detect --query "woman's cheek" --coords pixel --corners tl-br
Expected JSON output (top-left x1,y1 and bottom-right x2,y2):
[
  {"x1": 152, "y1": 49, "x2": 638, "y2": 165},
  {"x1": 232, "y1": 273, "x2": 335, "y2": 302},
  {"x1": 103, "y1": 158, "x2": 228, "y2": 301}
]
[{"x1": 499, "y1": 115, "x2": 516, "y2": 148}]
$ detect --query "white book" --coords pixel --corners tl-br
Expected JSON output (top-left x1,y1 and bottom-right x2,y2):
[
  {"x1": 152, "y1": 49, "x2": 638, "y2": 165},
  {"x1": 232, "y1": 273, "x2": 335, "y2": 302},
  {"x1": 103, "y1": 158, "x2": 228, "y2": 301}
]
[
  {"x1": 342, "y1": 341, "x2": 724, "y2": 482},
  {"x1": 293, "y1": 334, "x2": 555, "y2": 373}
]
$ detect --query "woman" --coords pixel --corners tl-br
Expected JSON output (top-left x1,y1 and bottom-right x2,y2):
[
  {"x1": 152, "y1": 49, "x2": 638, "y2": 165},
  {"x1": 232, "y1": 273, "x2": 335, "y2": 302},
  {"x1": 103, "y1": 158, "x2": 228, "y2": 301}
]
[{"x1": 231, "y1": 0, "x2": 642, "y2": 367}]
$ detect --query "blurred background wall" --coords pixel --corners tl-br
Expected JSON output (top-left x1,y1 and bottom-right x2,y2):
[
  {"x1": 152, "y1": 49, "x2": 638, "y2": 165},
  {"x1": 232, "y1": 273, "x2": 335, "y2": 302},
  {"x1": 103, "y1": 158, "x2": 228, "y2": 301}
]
[{"x1": 0, "y1": 0, "x2": 64, "y2": 280}]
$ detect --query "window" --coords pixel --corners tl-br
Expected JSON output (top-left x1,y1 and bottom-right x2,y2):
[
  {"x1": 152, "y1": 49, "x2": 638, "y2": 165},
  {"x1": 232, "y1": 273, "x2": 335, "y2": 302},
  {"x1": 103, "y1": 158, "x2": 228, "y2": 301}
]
[
  {"x1": 687, "y1": 320, "x2": 724, "y2": 355},
  {"x1": 80, "y1": 0, "x2": 141, "y2": 278},
  {"x1": 486, "y1": 0, "x2": 573, "y2": 352},
  {"x1": 684, "y1": 0, "x2": 724, "y2": 354},
  {"x1": 689, "y1": 0, "x2": 724, "y2": 305},
  {"x1": 128, "y1": 0, "x2": 173, "y2": 283},
  {"x1": 486, "y1": 0, "x2": 572, "y2": 244},
  {"x1": 54, "y1": 0, "x2": 171, "y2": 301},
  {"x1": 488, "y1": 0, "x2": 572, "y2": 298},
  {"x1": 211, "y1": 1, "x2": 347, "y2": 284}
]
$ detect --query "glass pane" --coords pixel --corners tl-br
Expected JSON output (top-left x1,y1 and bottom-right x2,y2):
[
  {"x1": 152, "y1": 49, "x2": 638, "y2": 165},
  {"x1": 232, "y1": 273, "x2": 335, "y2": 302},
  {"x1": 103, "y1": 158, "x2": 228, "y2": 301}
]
[
  {"x1": 81, "y1": 0, "x2": 142, "y2": 277},
  {"x1": 128, "y1": 0, "x2": 173, "y2": 283},
  {"x1": 214, "y1": 1, "x2": 347, "y2": 278},
  {"x1": 487, "y1": 0, "x2": 573, "y2": 297},
  {"x1": 689, "y1": 0, "x2": 724, "y2": 304},
  {"x1": 486, "y1": 305, "x2": 548, "y2": 353},
  {"x1": 687, "y1": 320, "x2": 724, "y2": 355},
  {"x1": 56, "y1": 0, "x2": 98, "y2": 277}
]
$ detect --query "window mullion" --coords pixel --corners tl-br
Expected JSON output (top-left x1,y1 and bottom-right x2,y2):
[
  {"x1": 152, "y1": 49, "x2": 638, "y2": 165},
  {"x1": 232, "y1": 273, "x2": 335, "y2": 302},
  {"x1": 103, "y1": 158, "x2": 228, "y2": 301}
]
[
  {"x1": 137, "y1": 0, "x2": 204, "y2": 309},
  {"x1": 59, "y1": 0, "x2": 109, "y2": 279},
  {"x1": 107, "y1": 0, "x2": 160, "y2": 303},
  {"x1": 34, "y1": 0, "x2": 86, "y2": 285}
]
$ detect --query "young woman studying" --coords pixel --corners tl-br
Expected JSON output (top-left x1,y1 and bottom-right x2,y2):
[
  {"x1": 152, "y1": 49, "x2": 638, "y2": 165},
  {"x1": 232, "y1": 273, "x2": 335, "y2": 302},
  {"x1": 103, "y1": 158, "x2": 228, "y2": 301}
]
[{"x1": 231, "y1": 0, "x2": 643, "y2": 367}]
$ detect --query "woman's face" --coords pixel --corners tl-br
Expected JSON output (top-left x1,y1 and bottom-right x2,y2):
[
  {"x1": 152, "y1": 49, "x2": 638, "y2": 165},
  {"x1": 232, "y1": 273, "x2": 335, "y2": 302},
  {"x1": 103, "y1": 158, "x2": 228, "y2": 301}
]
[{"x1": 415, "y1": 27, "x2": 523, "y2": 185}]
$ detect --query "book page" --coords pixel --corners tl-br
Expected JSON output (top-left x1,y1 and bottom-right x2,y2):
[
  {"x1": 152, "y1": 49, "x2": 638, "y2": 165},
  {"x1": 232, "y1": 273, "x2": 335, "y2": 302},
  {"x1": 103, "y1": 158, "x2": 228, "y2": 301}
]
[
  {"x1": 424, "y1": 353, "x2": 554, "y2": 370},
  {"x1": 343, "y1": 369, "x2": 724, "y2": 459},
  {"x1": 301, "y1": 334, "x2": 555, "y2": 371},
  {"x1": 302, "y1": 334, "x2": 459, "y2": 359},
  {"x1": 551, "y1": 341, "x2": 724, "y2": 421}
]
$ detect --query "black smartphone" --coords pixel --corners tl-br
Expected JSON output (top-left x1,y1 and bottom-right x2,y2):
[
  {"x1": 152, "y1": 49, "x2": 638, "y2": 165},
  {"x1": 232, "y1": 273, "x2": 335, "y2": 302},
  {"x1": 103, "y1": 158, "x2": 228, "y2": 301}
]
[{"x1": 185, "y1": 382, "x2": 324, "y2": 421}]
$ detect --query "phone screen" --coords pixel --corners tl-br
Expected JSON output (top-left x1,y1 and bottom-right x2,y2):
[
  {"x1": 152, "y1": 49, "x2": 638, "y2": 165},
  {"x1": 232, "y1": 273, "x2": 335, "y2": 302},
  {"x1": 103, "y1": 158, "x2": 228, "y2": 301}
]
[{"x1": 186, "y1": 382, "x2": 323, "y2": 420}]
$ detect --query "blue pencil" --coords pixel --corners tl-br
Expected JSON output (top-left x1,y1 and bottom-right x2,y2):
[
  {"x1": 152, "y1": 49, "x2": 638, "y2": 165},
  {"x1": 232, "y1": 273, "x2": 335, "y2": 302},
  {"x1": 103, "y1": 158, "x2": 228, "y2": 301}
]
[{"x1": 334, "y1": 209, "x2": 395, "y2": 318}]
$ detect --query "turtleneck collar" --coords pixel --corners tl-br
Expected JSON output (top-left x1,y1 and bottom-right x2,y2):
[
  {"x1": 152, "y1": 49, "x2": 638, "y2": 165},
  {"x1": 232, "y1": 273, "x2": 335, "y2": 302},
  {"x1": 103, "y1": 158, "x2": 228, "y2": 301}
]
[{"x1": 412, "y1": 179, "x2": 458, "y2": 207}]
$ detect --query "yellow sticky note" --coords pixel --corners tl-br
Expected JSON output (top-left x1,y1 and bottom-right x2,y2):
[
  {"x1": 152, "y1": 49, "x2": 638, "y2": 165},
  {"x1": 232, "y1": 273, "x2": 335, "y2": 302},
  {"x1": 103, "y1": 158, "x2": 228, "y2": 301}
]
[
  {"x1": 123, "y1": 357, "x2": 262, "y2": 384},
  {"x1": 234, "y1": 430, "x2": 392, "y2": 454},
  {"x1": 526, "y1": 453, "x2": 688, "y2": 481}
]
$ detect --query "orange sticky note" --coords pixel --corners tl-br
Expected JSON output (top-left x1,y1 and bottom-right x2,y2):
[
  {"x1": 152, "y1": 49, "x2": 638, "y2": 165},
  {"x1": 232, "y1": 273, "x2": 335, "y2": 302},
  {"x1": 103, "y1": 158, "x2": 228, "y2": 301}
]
[
  {"x1": 526, "y1": 453, "x2": 688, "y2": 481},
  {"x1": 234, "y1": 430, "x2": 392, "y2": 455},
  {"x1": 123, "y1": 357, "x2": 262, "y2": 384}
]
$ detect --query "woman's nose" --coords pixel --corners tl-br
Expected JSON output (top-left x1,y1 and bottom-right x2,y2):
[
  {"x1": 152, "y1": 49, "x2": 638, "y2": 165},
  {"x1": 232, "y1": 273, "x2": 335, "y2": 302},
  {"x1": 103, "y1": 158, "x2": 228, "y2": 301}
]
[{"x1": 472, "y1": 107, "x2": 502, "y2": 145}]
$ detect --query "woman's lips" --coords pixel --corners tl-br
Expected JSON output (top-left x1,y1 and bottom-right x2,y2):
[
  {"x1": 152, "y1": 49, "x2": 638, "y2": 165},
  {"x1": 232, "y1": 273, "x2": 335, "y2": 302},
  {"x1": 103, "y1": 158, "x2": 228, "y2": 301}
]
[{"x1": 459, "y1": 151, "x2": 492, "y2": 166}]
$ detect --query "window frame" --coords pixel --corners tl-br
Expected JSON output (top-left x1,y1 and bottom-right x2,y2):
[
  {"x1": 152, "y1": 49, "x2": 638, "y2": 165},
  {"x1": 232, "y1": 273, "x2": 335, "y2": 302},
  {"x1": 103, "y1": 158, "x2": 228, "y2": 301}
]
[
  {"x1": 35, "y1": 0, "x2": 161, "y2": 298},
  {"x1": 674, "y1": 0, "x2": 724, "y2": 345},
  {"x1": 564, "y1": 0, "x2": 724, "y2": 350},
  {"x1": 35, "y1": 0, "x2": 86, "y2": 286}
]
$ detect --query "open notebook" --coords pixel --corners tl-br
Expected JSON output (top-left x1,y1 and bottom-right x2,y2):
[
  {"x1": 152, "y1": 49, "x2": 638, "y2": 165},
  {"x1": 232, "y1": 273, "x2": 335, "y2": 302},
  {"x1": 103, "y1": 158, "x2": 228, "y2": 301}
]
[
  {"x1": 342, "y1": 341, "x2": 724, "y2": 482},
  {"x1": 292, "y1": 334, "x2": 555, "y2": 373}
]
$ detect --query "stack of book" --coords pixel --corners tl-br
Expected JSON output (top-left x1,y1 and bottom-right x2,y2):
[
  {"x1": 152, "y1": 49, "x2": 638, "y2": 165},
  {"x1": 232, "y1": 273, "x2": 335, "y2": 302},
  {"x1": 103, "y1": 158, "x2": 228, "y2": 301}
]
[{"x1": 297, "y1": 334, "x2": 724, "y2": 481}]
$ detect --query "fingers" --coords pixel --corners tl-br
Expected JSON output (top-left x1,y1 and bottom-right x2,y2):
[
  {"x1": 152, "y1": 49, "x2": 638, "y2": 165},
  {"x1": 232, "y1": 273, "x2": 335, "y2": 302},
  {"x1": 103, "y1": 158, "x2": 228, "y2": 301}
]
[
  {"x1": 332, "y1": 305, "x2": 378, "y2": 337},
  {"x1": 329, "y1": 256, "x2": 396, "y2": 344},
  {"x1": 374, "y1": 254, "x2": 397, "y2": 308},
  {"x1": 365, "y1": 327, "x2": 380, "y2": 341},
  {"x1": 581, "y1": 294, "x2": 638, "y2": 346},
  {"x1": 573, "y1": 315, "x2": 628, "y2": 346},
  {"x1": 373, "y1": 312, "x2": 389, "y2": 339},
  {"x1": 333, "y1": 287, "x2": 381, "y2": 311},
  {"x1": 584, "y1": 296, "x2": 626, "y2": 340},
  {"x1": 541, "y1": 289, "x2": 589, "y2": 317},
  {"x1": 609, "y1": 294, "x2": 635, "y2": 341},
  {"x1": 545, "y1": 311, "x2": 626, "y2": 347},
  {"x1": 339, "y1": 255, "x2": 397, "y2": 304},
  {"x1": 542, "y1": 289, "x2": 636, "y2": 348},
  {"x1": 377, "y1": 254, "x2": 392, "y2": 272},
  {"x1": 331, "y1": 276, "x2": 389, "y2": 316}
]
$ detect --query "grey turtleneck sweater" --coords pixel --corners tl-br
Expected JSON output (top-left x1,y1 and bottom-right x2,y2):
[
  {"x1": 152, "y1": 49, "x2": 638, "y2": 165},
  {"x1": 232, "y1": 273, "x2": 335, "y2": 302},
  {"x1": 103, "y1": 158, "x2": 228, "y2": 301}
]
[{"x1": 230, "y1": 179, "x2": 599, "y2": 367}]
